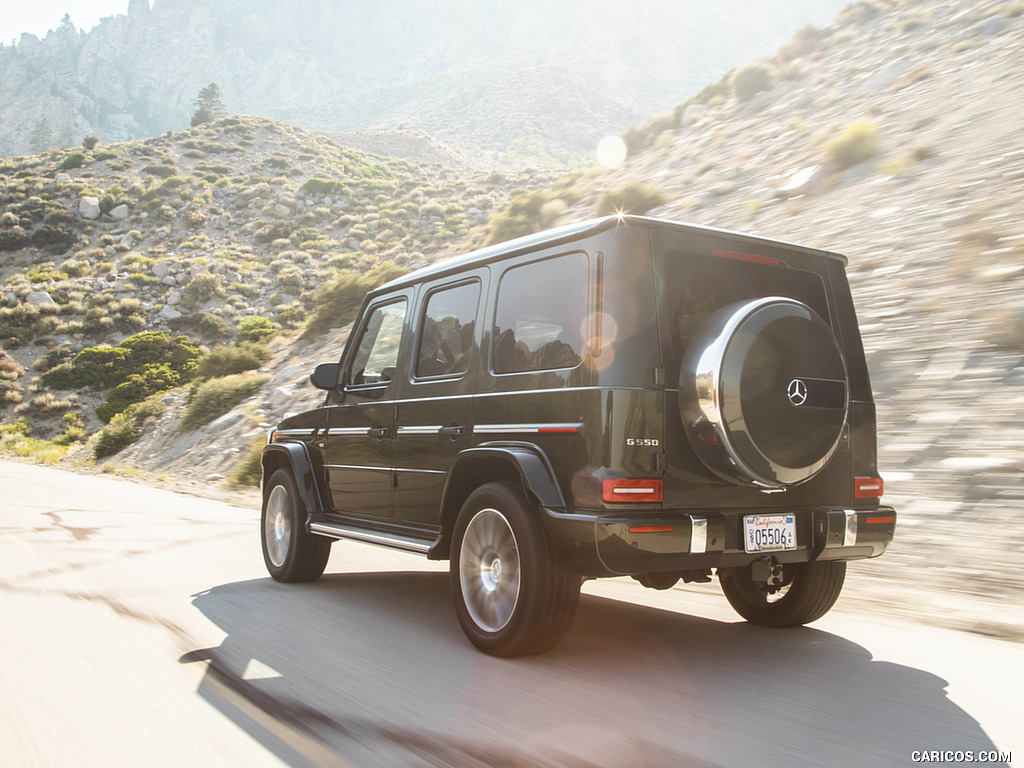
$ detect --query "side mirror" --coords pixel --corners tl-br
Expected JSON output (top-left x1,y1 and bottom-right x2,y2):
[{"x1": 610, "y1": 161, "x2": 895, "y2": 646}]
[{"x1": 310, "y1": 362, "x2": 341, "y2": 391}]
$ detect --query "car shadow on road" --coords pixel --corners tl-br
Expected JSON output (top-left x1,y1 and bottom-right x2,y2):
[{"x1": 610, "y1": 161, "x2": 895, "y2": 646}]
[{"x1": 182, "y1": 570, "x2": 1007, "y2": 768}]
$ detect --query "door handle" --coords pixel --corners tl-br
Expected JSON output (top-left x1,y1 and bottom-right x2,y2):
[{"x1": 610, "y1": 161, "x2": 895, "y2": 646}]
[
  {"x1": 368, "y1": 426, "x2": 389, "y2": 439},
  {"x1": 439, "y1": 425, "x2": 466, "y2": 437}
]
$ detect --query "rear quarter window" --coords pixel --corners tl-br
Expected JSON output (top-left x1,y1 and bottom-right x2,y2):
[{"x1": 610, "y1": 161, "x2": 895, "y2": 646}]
[{"x1": 492, "y1": 252, "x2": 589, "y2": 374}]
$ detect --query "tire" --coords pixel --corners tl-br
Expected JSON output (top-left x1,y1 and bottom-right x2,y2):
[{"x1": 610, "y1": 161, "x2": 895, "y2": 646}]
[
  {"x1": 261, "y1": 468, "x2": 331, "y2": 583},
  {"x1": 450, "y1": 482, "x2": 581, "y2": 657},
  {"x1": 680, "y1": 297, "x2": 849, "y2": 489},
  {"x1": 720, "y1": 560, "x2": 846, "y2": 627}
]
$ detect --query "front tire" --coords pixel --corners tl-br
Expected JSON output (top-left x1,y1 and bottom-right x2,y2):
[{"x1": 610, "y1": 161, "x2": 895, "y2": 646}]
[
  {"x1": 261, "y1": 468, "x2": 331, "y2": 583},
  {"x1": 451, "y1": 482, "x2": 580, "y2": 656},
  {"x1": 720, "y1": 560, "x2": 846, "y2": 627}
]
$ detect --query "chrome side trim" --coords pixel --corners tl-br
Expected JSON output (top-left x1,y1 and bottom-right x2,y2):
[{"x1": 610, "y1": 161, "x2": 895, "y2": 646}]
[
  {"x1": 274, "y1": 429, "x2": 315, "y2": 437},
  {"x1": 843, "y1": 510, "x2": 859, "y2": 546},
  {"x1": 309, "y1": 522, "x2": 432, "y2": 554},
  {"x1": 474, "y1": 423, "x2": 583, "y2": 435},
  {"x1": 324, "y1": 464, "x2": 390, "y2": 472},
  {"x1": 326, "y1": 427, "x2": 371, "y2": 436},
  {"x1": 396, "y1": 425, "x2": 444, "y2": 435},
  {"x1": 689, "y1": 515, "x2": 708, "y2": 554}
]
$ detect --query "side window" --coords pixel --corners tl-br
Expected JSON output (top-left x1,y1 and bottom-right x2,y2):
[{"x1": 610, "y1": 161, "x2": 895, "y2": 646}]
[
  {"x1": 349, "y1": 300, "x2": 407, "y2": 386},
  {"x1": 416, "y1": 281, "x2": 480, "y2": 378},
  {"x1": 493, "y1": 252, "x2": 588, "y2": 374}
]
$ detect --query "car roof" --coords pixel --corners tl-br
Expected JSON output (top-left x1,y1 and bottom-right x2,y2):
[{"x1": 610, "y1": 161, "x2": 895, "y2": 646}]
[{"x1": 373, "y1": 215, "x2": 846, "y2": 295}]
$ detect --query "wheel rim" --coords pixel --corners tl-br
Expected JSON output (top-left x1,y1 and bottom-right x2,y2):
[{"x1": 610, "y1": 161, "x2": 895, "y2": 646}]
[
  {"x1": 459, "y1": 508, "x2": 521, "y2": 633},
  {"x1": 264, "y1": 484, "x2": 291, "y2": 568}
]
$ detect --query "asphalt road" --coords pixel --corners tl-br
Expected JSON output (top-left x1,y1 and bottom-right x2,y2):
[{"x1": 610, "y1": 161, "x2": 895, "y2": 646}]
[{"x1": 1, "y1": 459, "x2": 1019, "y2": 767}]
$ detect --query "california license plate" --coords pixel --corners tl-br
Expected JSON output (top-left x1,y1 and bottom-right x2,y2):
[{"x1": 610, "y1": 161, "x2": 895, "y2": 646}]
[{"x1": 743, "y1": 514, "x2": 797, "y2": 553}]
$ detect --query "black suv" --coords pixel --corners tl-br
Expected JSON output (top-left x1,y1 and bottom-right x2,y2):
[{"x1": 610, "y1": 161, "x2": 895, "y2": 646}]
[{"x1": 260, "y1": 215, "x2": 895, "y2": 656}]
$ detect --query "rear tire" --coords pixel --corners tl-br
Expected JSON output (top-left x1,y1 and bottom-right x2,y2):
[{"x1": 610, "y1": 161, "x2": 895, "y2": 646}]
[
  {"x1": 261, "y1": 468, "x2": 331, "y2": 583},
  {"x1": 451, "y1": 482, "x2": 580, "y2": 656},
  {"x1": 720, "y1": 560, "x2": 846, "y2": 627}
]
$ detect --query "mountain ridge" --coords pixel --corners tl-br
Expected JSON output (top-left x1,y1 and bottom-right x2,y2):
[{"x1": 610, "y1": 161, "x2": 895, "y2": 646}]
[{"x1": 1, "y1": 0, "x2": 850, "y2": 160}]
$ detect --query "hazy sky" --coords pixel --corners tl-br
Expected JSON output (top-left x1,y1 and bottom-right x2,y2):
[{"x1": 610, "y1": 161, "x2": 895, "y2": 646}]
[{"x1": 1, "y1": 1, "x2": 131, "y2": 45}]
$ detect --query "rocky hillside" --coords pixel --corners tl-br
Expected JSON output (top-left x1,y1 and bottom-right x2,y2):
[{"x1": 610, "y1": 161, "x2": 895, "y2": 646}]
[
  {"x1": 0, "y1": 0, "x2": 851, "y2": 162},
  {"x1": 0, "y1": 114, "x2": 559, "y2": 438}
]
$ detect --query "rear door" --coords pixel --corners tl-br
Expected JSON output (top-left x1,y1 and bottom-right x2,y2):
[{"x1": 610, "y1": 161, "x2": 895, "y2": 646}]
[{"x1": 393, "y1": 272, "x2": 485, "y2": 527}]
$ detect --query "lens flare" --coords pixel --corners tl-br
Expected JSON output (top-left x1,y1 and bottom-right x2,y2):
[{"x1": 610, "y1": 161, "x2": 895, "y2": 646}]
[{"x1": 596, "y1": 135, "x2": 627, "y2": 169}]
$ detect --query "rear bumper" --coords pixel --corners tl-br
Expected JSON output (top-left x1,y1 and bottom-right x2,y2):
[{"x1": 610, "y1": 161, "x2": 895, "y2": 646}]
[{"x1": 543, "y1": 505, "x2": 896, "y2": 577}]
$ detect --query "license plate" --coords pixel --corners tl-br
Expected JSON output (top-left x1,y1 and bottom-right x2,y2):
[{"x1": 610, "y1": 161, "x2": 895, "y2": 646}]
[{"x1": 743, "y1": 514, "x2": 796, "y2": 553}]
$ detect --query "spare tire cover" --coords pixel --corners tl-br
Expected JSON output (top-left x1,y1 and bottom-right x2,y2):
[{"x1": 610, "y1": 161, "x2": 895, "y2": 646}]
[{"x1": 679, "y1": 297, "x2": 848, "y2": 488}]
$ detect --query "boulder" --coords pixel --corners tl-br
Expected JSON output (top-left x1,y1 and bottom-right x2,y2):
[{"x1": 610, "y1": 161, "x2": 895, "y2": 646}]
[
  {"x1": 860, "y1": 59, "x2": 911, "y2": 94},
  {"x1": 776, "y1": 165, "x2": 827, "y2": 198},
  {"x1": 977, "y1": 17, "x2": 1007, "y2": 36},
  {"x1": 27, "y1": 291, "x2": 57, "y2": 306},
  {"x1": 152, "y1": 261, "x2": 172, "y2": 278},
  {"x1": 78, "y1": 196, "x2": 101, "y2": 219},
  {"x1": 109, "y1": 204, "x2": 130, "y2": 220}
]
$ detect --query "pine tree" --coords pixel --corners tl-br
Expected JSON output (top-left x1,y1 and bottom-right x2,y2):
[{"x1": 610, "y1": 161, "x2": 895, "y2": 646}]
[
  {"x1": 29, "y1": 118, "x2": 53, "y2": 153},
  {"x1": 190, "y1": 83, "x2": 226, "y2": 127}
]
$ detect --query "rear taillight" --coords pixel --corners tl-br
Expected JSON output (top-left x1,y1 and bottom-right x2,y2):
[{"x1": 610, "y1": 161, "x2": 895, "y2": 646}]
[
  {"x1": 854, "y1": 477, "x2": 884, "y2": 498},
  {"x1": 602, "y1": 478, "x2": 663, "y2": 503}
]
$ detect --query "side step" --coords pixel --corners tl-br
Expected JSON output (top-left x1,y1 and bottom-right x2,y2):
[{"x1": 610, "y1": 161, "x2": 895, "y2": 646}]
[{"x1": 309, "y1": 521, "x2": 433, "y2": 555}]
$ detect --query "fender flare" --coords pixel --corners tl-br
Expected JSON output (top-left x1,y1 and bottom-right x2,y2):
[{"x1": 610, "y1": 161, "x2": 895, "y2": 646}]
[
  {"x1": 428, "y1": 442, "x2": 565, "y2": 561},
  {"x1": 449, "y1": 443, "x2": 566, "y2": 509},
  {"x1": 261, "y1": 441, "x2": 326, "y2": 516}
]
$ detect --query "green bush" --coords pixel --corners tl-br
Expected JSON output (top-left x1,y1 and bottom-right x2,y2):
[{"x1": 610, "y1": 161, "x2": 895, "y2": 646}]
[
  {"x1": 53, "y1": 412, "x2": 86, "y2": 446},
  {"x1": 180, "y1": 372, "x2": 266, "y2": 431},
  {"x1": 181, "y1": 274, "x2": 225, "y2": 307},
  {"x1": 94, "y1": 396, "x2": 166, "y2": 459},
  {"x1": 0, "y1": 354, "x2": 24, "y2": 409},
  {"x1": 54, "y1": 332, "x2": 201, "y2": 416},
  {"x1": 838, "y1": 2, "x2": 881, "y2": 26},
  {"x1": 196, "y1": 341, "x2": 272, "y2": 380},
  {"x1": 237, "y1": 316, "x2": 277, "y2": 344},
  {"x1": 82, "y1": 135, "x2": 100, "y2": 151},
  {"x1": 300, "y1": 178, "x2": 347, "y2": 198},
  {"x1": 302, "y1": 261, "x2": 408, "y2": 338},
  {"x1": 31, "y1": 223, "x2": 77, "y2": 254},
  {"x1": 97, "y1": 363, "x2": 181, "y2": 422},
  {"x1": 596, "y1": 183, "x2": 667, "y2": 216},
  {"x1": 620, "y1": 112, "x2": 677, "y2": 158},
  {"x1": 40, "y1": 362, "x2": 76, "y2": 389},
  {"x1": 825, "y1": 121, "x2": 880, "y2": 169},
  {"x1": 230, "y1": 441, "x2": 265, "y2": 487},
  {"x1": 0, "y1": 304, "x2": 43, "y2": 346},
  {"x1": 60, "y1": 153, "x2": 87, "y2": 170},
  {"x1": 142, "y1": 164, "x2": 177, "y2": 178},
  {"x1": 732, "y1": 63, "x2": 775, "y2": 102},
  {"x1": 0, "y1": 226, "x2": 30, "y2": 251},
  {"x1": 169, "y1": 311, "x2": 233, "y2": 342},
  {"x1": 485, "y1": 188, "x2": 580, "y2": 246},
  {"x1": 254, "y1": 220, "x2": 294, "y2": 243}
]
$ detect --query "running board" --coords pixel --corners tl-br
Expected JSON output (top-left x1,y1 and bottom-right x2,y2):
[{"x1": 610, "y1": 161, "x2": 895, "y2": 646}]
[{"x1": 309, "y1": 521, "x2": 433, "y2": 555}]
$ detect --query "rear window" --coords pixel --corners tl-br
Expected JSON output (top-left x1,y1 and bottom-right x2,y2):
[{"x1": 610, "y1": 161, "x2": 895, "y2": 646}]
[
  {"x1": 492, "y1": 252, "x2": 589, "y2": 373},
  {"x1": 416, "y1": 281, "x2": 479, "y2": 378},
  {"x1": 656, "y1": 249, "x2": 830, "y2": 363}
]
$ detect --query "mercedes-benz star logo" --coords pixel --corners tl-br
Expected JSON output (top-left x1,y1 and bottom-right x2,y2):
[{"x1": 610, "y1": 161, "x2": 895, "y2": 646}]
[{"x1": 787, "y1": 378, "x2": 808, "y2": 407}]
